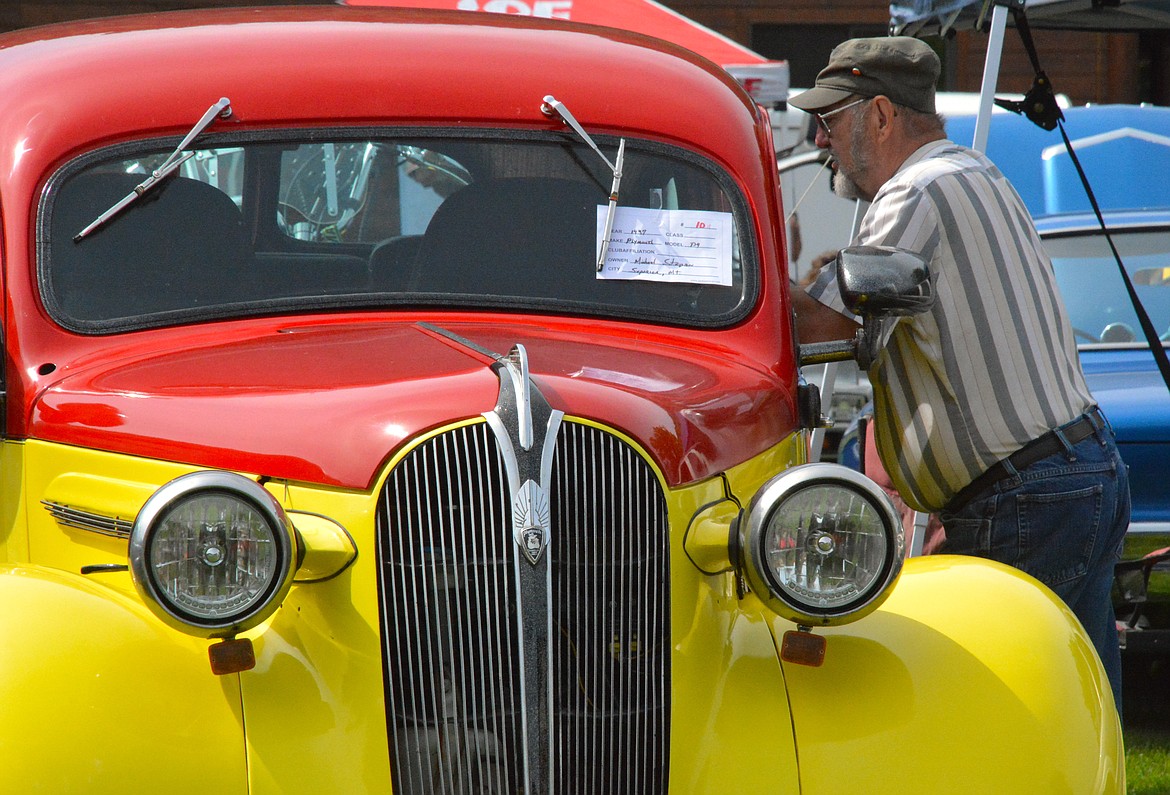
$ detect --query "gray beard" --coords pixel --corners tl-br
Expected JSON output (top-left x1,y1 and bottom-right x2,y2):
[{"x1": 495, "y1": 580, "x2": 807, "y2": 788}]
[
  {"x1": 831, "y1": 167, "x2": 864, "y2": 200},
  {"x1": 830, "y1": 125, "x2": 873, "y2": 201}
]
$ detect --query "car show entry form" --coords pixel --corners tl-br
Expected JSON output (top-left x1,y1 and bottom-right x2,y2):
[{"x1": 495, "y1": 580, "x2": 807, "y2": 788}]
[{"x1": 596, "y1": 206, "x2": 734, "y2": 286}]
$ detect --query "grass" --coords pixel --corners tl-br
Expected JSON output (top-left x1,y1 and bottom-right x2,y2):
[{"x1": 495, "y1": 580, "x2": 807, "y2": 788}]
[
  {"x1": 1126, "y1": 726, "x2": 1170, "y2": 795},
  {"x1": 1123, "y1": 654, "x2": 1170, "y2": 794}
]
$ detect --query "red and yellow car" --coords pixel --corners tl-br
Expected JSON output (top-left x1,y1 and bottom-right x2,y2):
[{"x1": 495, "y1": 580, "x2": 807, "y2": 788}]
[{"x1": 0, "y1": 6, "x2": 1123, "y2": 792}]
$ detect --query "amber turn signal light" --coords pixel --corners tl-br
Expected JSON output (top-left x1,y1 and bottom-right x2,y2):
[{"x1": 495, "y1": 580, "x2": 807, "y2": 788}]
[
  {"x1": 780, "y1": 629, "x2": 826, "y2": 667},
  {"x1": 209, "y1": 637, "x2": 257, "y2": 676}
]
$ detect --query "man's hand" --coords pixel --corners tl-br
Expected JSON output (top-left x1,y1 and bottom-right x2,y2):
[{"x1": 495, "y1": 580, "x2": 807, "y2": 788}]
[{"x1": 790, "y1": 279, "x2": 861, "y2": 344}]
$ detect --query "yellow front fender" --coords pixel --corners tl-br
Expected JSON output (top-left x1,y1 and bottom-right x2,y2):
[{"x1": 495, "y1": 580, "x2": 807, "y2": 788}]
[
  {"x1": 0, "y1": 565, "x2": 248, "y2": 793},
  {"x1": 779, "y1": 555, "x2": 1124, "y2": 794}
]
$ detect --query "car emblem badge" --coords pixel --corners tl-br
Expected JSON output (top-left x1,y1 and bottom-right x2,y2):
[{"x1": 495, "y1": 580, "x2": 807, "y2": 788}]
[{"x1": 514, "y1": 479, "x2": 550, "y2": 565}]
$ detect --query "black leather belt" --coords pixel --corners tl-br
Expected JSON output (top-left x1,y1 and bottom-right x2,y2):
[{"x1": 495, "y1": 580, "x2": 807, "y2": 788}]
[{"x1": 945, "y1": 408, "x2": 1105, "y2": 513}]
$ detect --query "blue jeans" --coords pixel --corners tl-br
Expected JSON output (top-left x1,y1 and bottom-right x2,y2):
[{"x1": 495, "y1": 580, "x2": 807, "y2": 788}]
[{"x1": 938, "y1": 421, "x2": 1130, "y2": 713}]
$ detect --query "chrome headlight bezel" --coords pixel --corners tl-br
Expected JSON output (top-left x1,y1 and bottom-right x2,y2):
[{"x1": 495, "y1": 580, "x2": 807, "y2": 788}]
[
  {"x1": 129, "y1": 471, "x2": 297, "y2": 638},
  {"x1": 741, "y1": 463, "x2": 904, "y2": 626}
]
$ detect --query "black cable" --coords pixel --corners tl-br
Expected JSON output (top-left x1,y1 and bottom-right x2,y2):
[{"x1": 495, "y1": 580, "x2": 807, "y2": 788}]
[{"x1": 994, "y1": 3, "x2": 1170, "y2": 392}]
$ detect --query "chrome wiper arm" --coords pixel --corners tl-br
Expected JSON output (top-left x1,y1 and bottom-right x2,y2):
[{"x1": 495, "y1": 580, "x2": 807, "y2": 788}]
[
  {"x1": 73, "y1": 151, "x2": 197, "y2": 243},
  {"x1": 540, "y1": 95, "x2": 624, "y2": 270},
  {"x1": 74, "y1": 97, "x2": 232, "y2": 242},
  {"x1": 598, "y1": 139, "x2": 625, "y2": 271},
  {"x1": 541, "y1": 95, "x2": 616, "y2": 172}
]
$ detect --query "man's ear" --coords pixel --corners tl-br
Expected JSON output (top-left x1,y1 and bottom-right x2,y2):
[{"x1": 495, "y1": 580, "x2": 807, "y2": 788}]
[{"x1": 871, "y1": 95, "x2": 898, "y2": 141}]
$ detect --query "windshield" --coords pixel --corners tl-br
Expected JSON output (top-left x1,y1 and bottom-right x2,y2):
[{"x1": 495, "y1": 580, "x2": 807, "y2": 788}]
[
  {"x1": 44, "y1": 133, "x2": 752, "y2": 332},
  {"x1": 1045, "y1": 228, "x2": 1170, "y2": 347}
]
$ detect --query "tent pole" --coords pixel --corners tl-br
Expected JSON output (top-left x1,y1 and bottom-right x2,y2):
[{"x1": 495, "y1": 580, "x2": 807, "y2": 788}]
[
  {"x1": 807, "y1": 198, "x2": 865, "y2": 464},
  {"x1": 972, "y1": 3, "x2": 1009, "y2": 152}
]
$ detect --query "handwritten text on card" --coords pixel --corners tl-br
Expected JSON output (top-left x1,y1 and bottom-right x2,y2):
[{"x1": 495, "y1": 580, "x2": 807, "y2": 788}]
[{"x1": 596, "y1": 207, "x2": 733, "y2": 286}]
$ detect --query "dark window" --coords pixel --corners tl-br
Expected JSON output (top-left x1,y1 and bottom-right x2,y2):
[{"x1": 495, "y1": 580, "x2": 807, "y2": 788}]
[
  {"x1": 43, "y1": 133, "x2": 755, "y2": 333},
  {"x1": 750, "y1": 24, "x2": 888, "y2": 89},
  {"x1": 1140, "y1": 32, "x2": 1170, "y2": 105}
]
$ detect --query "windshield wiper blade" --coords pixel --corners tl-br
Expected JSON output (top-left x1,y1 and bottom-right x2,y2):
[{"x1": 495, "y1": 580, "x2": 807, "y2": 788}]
[
  {"x1": 597, "y1": 139, "x2": 625, "y2": 271},
  {"x1": 74, "y1": 97, "x2": 232, "y2": 242},
  {"x1": 540, "y1": 95, "x2": 624, "y2": 270}
]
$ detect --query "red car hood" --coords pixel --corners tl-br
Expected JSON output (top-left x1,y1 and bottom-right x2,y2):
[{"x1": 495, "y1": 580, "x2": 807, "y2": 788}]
[{"x1": 32, "y1": 320, "x2": 795, "y2": 489}]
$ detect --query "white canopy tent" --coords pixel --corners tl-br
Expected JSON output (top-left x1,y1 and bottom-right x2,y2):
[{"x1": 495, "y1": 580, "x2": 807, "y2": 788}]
[
  {"x1": 890, "y1": 0, "x2": 1170, "y2": 149},
  {"x1": 893, "y1": 0, "x2": 1170, "y2": 36}
]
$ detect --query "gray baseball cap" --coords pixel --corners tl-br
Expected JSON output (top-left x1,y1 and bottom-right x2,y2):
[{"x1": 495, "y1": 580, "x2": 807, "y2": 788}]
[{"x1": 789, "y1": 37, "x2": 940, "y2": 115}]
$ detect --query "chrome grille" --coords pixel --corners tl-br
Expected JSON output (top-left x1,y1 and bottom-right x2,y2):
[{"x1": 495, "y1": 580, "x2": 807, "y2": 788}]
[
  {"x1": 42, "y1": 500, "x2": 133, "y2": 539},
  {"x1": 377, "y1": 420, "x2": 670, "y2": 794}
]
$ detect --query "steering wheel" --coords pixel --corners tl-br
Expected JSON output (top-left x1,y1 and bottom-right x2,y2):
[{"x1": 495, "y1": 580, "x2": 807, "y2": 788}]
[
  {"x1": 1101, "y1": 322, "x2": 1137, "y2": 344},
  {"x1": 1072, "y1": 327, "x2": 1100, "y2": 343}
]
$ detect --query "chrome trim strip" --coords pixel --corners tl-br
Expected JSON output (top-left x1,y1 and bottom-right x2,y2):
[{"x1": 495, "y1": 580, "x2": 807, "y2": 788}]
[
  {"x1": 1127, "y1": 522, "x2": 1170, "y2": 535},
  {"x1": 41, "y1": 500, "x2": 133, "y2": 539},
  {"x1": 483, "y1": 342, "x2": 563, "y2": 794},
  {"x1": 378, "y1": 419, "x2": 671, "y2": 792},
  {"x1": 127, "y1": 471, "x2": 297, "y2": 634}
]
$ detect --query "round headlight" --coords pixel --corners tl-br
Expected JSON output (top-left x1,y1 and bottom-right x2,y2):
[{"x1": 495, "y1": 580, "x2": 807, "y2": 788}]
[
  {"x1": 742, "y1": 464, "x2": 904, "y2": 626},
  {"x1": 129, "y1": 472, "x2": 297, "y2": 637}
]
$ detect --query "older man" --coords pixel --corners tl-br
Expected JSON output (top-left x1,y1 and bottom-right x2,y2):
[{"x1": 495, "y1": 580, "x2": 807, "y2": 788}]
[{"x1": 789, "y1": 36, "x2": 1130, "y2": 710}]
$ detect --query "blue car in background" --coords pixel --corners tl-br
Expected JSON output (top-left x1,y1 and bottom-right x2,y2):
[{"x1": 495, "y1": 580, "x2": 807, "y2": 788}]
[{"x1": 948, "y1": 106, "x2": 1170, "y2": 657}]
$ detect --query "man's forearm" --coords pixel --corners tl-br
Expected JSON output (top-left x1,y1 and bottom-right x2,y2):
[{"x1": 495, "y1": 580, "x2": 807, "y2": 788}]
[{"x1": 790, "y1": 284, "x2": 861, "y2": 344}]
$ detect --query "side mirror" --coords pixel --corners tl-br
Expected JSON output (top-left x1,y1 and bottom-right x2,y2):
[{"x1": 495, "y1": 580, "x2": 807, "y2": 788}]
[
  {"x1": 799, "y1": 246, "x2": 934, "y2": 369},
  {"x1": 837, "y1": 245, "x2": 934, "y2": 317}
]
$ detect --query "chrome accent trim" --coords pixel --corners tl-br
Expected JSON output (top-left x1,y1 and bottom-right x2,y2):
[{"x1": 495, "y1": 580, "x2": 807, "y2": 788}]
[
  {"x1": 514, "y1": 479, "x2": 551, "y2": 565},
  {"x1": 416, "y1": 321, "x2": 504, "y2": 362},
  {"x1": 378, "y1": 418, "x2": 671, "y2": 793},
  {"x1": 42, "y1": 500, "x2": 133, "y2": 539},
  {"x1": 742, "y1": 463, "x2": 904, "y2": 624},
  {"x1": 379, "y1": 423, "x2": 521, "y2": 794},
  {"x1": 80, "y1": 563, "x2": 130, "y2": 575},
  {"x1": 1127, "y1": 522, "x2": 1170, "y2": 536},
  {"x1": 482, "y1": 343, "x2": 562, "y2": 793},
  {"x1": 499, "y1": 345, "x2": 534, "y2": 451},
  {"x1": 378, "y1": 332, "x2": 668, "y2": 794}
]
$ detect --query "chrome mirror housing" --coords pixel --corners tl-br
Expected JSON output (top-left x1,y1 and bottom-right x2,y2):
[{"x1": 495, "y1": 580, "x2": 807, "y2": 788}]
[
  {"x1": 798, "y1": 245, "x2": 935, "y2": 368},
  {"x1": 837, "y1": 245, "x2": 934, "y2": 317}
]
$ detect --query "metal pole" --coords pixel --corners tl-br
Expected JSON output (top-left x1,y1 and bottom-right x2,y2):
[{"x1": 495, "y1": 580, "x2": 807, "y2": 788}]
[
  {"x1": 807, "y1": 361, "x2": 839, "y2": 462},
  {"x1": 972, "y1": 3, "x2": 1009, "y2": 152},
  {"x1": 808, "y1": 198, "x2": 867, "y2": 463}
]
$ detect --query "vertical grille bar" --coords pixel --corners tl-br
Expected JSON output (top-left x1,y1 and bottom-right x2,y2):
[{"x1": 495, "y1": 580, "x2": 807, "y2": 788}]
[
  {"x1": 378, "y1": 420, "x2": 670, "y2": 793},
  {"x1": 550, "y1": 424, "x2": 670, "y2": 794},
  {"x1": 378, "y1": 424, "x2": 522, "y2": 793}
]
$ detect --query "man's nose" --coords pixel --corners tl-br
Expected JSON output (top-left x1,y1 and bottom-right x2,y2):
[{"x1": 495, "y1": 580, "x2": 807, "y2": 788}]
[{"x1": 814, "y1": 124, "x2": 831, "y2": 149}]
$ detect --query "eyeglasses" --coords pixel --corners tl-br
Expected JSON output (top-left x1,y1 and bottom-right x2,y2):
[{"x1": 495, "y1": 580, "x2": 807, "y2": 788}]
[{"x1": 813, "y1": 97, "x2": 870, "y2": 137}]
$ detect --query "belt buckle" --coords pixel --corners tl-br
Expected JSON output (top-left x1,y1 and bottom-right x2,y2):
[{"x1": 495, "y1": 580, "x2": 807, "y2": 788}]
[{"x1": 1087, "y1": 407, "x2": 1104, "y2": 433}]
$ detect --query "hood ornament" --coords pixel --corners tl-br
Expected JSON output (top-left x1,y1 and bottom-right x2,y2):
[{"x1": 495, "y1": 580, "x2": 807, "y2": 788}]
[
  {"x1": 483, "y1": 344, "x2": 562, "y2": 567},
  {"x1": 414, "y1": 326, "x2": 561, "y2": 566},
  {"x1": 416, "y1": 323, "x2": 562, "y2": 788}
]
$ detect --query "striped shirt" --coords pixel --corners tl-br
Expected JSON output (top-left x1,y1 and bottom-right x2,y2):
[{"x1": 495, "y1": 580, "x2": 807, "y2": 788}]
[{"x1": 808, "y1": 139, "x2": 1095, "y2": 512}]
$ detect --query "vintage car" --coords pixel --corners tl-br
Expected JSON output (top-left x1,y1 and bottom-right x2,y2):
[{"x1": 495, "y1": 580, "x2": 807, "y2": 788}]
[{"x1": 0, "y1": 7, "x2": 1123, "y2": 792}]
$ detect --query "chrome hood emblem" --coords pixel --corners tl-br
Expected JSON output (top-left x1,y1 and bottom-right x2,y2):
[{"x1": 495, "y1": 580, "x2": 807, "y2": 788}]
[
  {"x1": 417, "y1": 324, "x2": 564, "y2": 788},
  {"x1": 481, "y1": 343, "x2": 563, "y2": 567},
  {"x1": 418, "y1": 324, "x2": 563, "y2": 566},
  {"x1": 514, "y1": 479, "x2": 551, "y2": 565}
]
